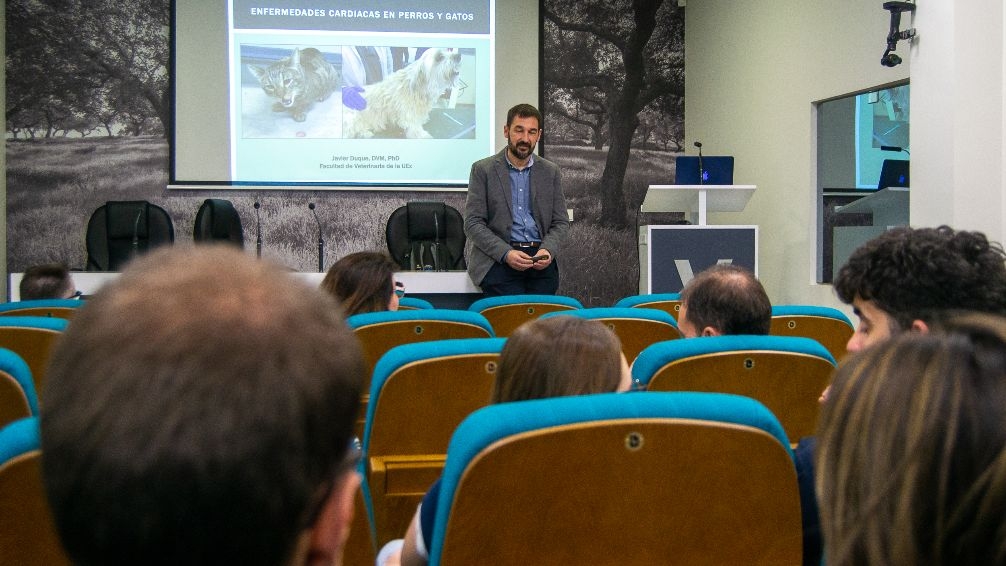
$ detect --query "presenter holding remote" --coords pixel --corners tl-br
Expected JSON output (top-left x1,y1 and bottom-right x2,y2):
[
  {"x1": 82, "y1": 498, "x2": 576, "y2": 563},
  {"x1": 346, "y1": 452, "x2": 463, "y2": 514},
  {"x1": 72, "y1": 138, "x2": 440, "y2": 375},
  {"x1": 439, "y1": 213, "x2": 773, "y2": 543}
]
[{"x1": 463, "y1": 103, "x2": 569, "y2": 296}]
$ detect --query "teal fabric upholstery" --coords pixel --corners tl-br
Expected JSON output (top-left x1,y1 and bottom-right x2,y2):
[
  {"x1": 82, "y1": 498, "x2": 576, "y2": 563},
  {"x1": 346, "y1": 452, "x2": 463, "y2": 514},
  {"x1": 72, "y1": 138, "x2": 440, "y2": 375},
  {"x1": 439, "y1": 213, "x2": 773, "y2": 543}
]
[
  {"x1": 0, "y1": 300, "x2": 83, "y2": 315},
  {"x1": 612, "y1": 293, "x2": 681, "y2": 308},
  {"x1": 539, "y1": 306, "x2": 678, "y2": 328},
  {"x1": 771, "y1": 305, "x2": 853, "y2": 328},
  {"x1": 0, "y1": 348, "x2": 37, "y2": 416},
  {"x1": 631, "y1": 334, "x2": 836, "y2": 389},
  {"x1": 427, "y1": 391, "x2": 791, "y2": 564},
  {"x1": 0, "y1": 416, "x2": 40, "y2": 465},
  {"x1": 0, "y1": 317, "x2": 69, "y2": 333},
  {"x1": 346, "y1": 309, "x2": 494, "y2": 336},
  {"x1": 468, "y1": 294, "x2": 583, "y2": 313},
  {"x1": 397, "y1": 297, "x2": 435, "y2": 310}
]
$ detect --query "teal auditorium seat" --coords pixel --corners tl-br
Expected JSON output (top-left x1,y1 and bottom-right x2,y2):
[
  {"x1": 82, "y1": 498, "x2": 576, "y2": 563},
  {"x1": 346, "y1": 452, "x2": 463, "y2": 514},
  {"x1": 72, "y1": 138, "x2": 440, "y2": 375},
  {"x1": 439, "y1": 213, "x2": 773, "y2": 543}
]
[
  {"x1": 361, "y1": 337, "x2": 506, "y2": 548},
  {"x1": 0, "y1": 417, "x2": 71, "y2": 565},
  {"x1": 397, "y1": 296, "x2": 435, "y2": 310},
  {"x1": 770, "y1": 305, "x2": 855, "y2": 362},
  {"x1": 0, "y1": 317, "x2": 69, "y2": 400},
  {"x1": 0, "y1": 348, "x2": 37, "y2": 430},
  {"x1": 632, "y1": 335, "x2": 836, "y2": 441},
  {"x1": 613, "y1": 292, "x2": 683, "y2": 320},
  {"x1": 540, "y1": 307, "x2": 680, "y2": 362},
  {"x1": 0, "y1": 299, "x2": 83, "y2": 320},
  {"x1": 428, "y1": 392, "x2": 801, "y2": 565},
  {"x1": 468, "y1": 294, "x2": 583, "y2": 336}
]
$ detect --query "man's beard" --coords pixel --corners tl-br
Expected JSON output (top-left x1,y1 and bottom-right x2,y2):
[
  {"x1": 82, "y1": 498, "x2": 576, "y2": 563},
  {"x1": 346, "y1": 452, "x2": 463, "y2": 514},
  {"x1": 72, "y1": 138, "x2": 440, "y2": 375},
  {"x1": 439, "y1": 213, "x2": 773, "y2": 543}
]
[{"x1": 507, "y1": 137, "x2": 535, "y2": 160}]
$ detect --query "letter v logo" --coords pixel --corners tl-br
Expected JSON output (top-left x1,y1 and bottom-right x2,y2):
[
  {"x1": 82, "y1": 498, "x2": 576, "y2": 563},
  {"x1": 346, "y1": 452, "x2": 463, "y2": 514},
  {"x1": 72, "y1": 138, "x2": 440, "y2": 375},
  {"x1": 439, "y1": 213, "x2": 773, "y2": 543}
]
[{"x1": 674, "y1": 259, "x2": 734, "y2": 287}]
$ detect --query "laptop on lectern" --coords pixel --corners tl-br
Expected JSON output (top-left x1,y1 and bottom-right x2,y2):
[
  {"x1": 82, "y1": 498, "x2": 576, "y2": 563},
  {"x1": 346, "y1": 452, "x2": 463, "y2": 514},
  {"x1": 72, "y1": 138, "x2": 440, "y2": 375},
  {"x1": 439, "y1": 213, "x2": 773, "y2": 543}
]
[
  {"x1": 675, "y1": 156, "x2": 735, "y2": 185},
  {"x1": 878, "y1": 159, "x2": 909, "y2": 189}
]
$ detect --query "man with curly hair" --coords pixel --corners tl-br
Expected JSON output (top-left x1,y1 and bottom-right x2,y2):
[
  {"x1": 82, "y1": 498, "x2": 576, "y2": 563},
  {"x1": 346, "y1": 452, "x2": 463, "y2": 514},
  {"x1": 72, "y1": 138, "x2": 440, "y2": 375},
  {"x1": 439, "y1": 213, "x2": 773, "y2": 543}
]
[
  {"x1": 834, "y1": 225, "x2": 1006, "y2": 352},
  {"x1": 797, "y1": 225, "x2": 1006, "y2": 566}
]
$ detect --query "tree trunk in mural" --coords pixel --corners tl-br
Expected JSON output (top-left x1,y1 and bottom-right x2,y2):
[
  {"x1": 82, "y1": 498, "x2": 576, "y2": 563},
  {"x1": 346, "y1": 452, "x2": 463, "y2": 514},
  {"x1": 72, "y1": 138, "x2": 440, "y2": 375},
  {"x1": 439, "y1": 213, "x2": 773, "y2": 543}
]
[{"x1": 543, "y1": 0, "x2": 684, "y2": 228}]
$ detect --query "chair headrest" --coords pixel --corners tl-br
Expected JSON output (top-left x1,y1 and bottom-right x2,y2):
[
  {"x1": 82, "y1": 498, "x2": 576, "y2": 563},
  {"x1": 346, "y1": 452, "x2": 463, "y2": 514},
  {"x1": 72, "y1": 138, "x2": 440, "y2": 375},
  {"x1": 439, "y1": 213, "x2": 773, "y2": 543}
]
[
  {"x1": 540, "y1": 307, "x2": 678, "y2": 327},
  {"x1": 346, "y1": 309, "x2": 494, "y2": 336},
  {"x1": 0, "y1": 416, "x2": 40, "y2": 464},
  {"x1": 468, "y1": 294, "x2": 584, "y2": 312},
  {"x1": 406, "y1": 201, "x2": 448, "y2": 240},
  {"x1": 771, "y1": 305, "x2": 853, "y2": 327},
  {"x1": 105, "y1": 201, "x2": 149, "y2": 239},
  {"x1": 0, "y1": 316, "x2": 69, "y2": 332}
]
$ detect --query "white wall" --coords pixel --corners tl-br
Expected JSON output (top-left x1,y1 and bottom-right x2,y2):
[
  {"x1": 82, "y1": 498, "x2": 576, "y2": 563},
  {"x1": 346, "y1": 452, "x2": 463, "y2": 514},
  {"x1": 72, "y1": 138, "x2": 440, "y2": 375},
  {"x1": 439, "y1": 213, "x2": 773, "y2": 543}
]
[
  {"x1": 910, "y1": 0, "x2": 1005, "y2": 243},
  {"x1": 685, "y1": 0, "x2": 909, "y2": 311}
]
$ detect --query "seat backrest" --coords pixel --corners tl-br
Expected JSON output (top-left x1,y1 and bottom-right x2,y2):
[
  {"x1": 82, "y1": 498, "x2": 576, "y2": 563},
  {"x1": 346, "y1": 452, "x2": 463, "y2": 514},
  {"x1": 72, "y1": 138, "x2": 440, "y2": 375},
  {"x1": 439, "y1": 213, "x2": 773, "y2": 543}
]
[
  {"x1": 771, "y1": 305, "x2": 854, "y2": 362},
  {"x1": 347, "y1": 310, "x2": 495, "y2": 378},
  {"x1": 0, "y1": 349, "x2": 37, "y2": 430},
  {"x1": 0, "y1": 299, "x2": 83, "y2": 320},
  {"x1": 397, "y1": 296, "x2": 435, "y2": 310},
  {"x1": 193, "y1": 198, "x2": 244, "y2": 247},
  {"x1": 362, "y1": 338, "x2": 505, "y2": 546},
  {"x1": 613, "y1": 293, "x2": 683, "y2": 320},
  {"x1": 0, "y1": 317, "x2": 68, "y2": 400},
  {"x1": 386, "y1": 201, "x2": 466, "y2": 271},
  {"x1": 633, "y1": 335, "x2": 836, "y2": 441},
  {"x1": 86, "y1": 200, "x2": 175, "y2": 271},
  {"x1": 0, "y1": 417, "x2": 72, "y2": 566},
  {"x1": 428, "y1": 392, "x2": 800, "y2": 565},
  {"x1": 468, "y1": 294, "x2": 584, "y2": 337},
  {"x1": 540, "y1": 307, "x2": 681, "y2": 363}
]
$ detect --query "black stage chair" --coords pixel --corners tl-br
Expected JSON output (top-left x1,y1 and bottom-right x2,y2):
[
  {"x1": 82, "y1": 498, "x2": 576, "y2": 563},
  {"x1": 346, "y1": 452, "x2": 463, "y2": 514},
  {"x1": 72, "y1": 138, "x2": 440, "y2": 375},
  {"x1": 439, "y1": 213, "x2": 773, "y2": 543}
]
[
  {"x1": 193, "y1": 198, "x2": 244, "y2": 248},
  {"x1": 85, "y1": 201, "x2": 174, "y2": 271},
  {"x1": 386, "y1": 201, "x2": 465, "y2": 271}
]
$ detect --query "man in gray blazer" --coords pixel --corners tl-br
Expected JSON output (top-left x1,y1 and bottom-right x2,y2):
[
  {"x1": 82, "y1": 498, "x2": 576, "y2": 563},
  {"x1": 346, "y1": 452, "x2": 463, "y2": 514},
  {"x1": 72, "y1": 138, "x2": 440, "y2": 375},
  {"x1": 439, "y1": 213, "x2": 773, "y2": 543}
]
[{"x1": 464, "y1": 103, "x2": 570, "y2": 296}]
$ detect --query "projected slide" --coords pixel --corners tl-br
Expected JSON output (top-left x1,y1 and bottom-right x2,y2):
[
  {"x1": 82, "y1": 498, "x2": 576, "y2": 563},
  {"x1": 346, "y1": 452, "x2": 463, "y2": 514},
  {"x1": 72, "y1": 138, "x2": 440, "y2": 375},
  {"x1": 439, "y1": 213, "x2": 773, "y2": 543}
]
[{"x1": 175, "y1": 0, "x2": 494, "y2": 188}]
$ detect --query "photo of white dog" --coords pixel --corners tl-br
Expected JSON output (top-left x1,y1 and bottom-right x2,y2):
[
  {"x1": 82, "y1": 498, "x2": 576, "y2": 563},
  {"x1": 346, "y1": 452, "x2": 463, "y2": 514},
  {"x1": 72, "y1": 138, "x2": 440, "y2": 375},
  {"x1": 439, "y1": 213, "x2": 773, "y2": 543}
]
[{"x1": 344, "y1": 47, "x2": 462, "y2": 139}]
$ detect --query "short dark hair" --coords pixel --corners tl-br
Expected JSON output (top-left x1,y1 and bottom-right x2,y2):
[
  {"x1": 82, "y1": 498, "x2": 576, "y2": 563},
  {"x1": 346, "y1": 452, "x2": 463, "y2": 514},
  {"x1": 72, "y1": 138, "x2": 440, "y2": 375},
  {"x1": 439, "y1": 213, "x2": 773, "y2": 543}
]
[
  {"x1": 20, "y1": 263, "x2": 73, "y2": 300},
  {"x1": 680, "y1": 264, "x2": 772, "y2": 335},
  {"x1": 320, "y1": 251, "x2": 398, "y2": 316},
  {"x1": 506, "y1": 103, "x2": 542, "y2": 129},
  {"x1": 834, "y1": 226, "x2": 1006, "y2": 329},
  {"x1": 40, "y1": 246, "x2": 364, "y2": 566},
  {"x1": 491, "y1": 316, "x2": 624, "y2": 403}
]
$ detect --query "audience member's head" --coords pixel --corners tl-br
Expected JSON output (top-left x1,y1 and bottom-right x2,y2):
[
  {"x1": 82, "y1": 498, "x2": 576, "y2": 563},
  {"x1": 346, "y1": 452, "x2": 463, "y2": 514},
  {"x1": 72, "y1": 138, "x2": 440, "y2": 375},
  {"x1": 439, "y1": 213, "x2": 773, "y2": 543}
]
[
  {"x1": 677, "y1": 264, "x2": 772, "y2": 338},
  {"x1": 40, "y1": 246, "x2": 365, "y2": 566},
  {"x1": 834, "y1": 225, "x2": 1006, "y2": 352},
  {"x1": 491, "y1": 316, "x2": 631, "y2": 403},
  {"x1": 320, "y1": 251, "x2": 402, "y2": 316},
  {"x1": 19, "y1": 263, "x2": 76, "y2": 300},
  {"x1": 816, "y1": 312, "x2": 1006, "y2": 565}
]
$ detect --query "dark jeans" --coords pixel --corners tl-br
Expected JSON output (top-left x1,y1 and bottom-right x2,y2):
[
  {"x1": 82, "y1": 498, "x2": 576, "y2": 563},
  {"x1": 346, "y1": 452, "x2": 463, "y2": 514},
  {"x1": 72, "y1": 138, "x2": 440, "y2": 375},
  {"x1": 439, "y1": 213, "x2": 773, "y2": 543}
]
[{"x1": 480, "y1": 261, "x2": 559, "y2": 297}]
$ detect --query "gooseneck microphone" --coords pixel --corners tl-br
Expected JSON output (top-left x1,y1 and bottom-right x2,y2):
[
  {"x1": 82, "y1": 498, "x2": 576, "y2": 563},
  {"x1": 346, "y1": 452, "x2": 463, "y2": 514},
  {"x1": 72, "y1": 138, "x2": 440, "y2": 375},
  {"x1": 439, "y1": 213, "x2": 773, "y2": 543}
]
[
  {"x1": 433, "y1": 211, "x2": 441, "y2": 272},
  {"x1": 131, "y1": 207, "x2": 143, "y2": 257},
  {"x1": 253, "y1": 201, "x2": 262, "y2": 259},
  {"x1": 309, "y1": 202, "x2": 325, "y2": 272},
  {"x1": 694, "y1": 141, "x2": 705, "y2": 185}
]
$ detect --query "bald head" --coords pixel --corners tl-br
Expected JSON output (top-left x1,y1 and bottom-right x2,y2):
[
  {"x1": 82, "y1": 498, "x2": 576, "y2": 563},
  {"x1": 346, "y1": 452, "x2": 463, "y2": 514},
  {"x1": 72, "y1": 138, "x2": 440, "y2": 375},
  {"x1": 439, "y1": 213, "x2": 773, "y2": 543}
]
[
  {"x1": 678, "y1": 265, "x2": 771, "y2": 337},
  {"x1": 40, "y1": 246, "x2": 365, "y2": 566}
]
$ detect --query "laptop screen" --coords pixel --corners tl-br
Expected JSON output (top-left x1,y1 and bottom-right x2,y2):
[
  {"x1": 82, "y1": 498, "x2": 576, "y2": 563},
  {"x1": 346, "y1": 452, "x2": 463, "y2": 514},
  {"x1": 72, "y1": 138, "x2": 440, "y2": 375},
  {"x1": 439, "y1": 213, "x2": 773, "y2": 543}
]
[
  {"x1": 675, "y1": 156, "x2": 735, "y2": 185},
  {"x1": 878, "y1": 159, "x2": 909, "y2": 189}
]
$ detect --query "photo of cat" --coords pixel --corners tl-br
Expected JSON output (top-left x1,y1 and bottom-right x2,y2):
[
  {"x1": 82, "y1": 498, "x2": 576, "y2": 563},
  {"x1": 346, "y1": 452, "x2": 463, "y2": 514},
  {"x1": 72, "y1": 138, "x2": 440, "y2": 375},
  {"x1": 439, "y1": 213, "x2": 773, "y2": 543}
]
[{"x1": 241, "y1": 46, "x2": 342, "y2": 138}]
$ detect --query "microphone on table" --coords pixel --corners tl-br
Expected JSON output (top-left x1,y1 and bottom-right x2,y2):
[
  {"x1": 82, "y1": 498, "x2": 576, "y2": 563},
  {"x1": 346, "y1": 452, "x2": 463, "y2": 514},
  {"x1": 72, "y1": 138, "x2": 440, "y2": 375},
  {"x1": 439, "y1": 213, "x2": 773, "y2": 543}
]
[
  {"x1": 309, "y1": 202, "x2": 325, "y2": 272},
  {"x1": 254, "y1": 201, "x2": 263, "y2": 259},
  {"x1": 694, "y1": 141, "x2": 705, "y2": 185}
]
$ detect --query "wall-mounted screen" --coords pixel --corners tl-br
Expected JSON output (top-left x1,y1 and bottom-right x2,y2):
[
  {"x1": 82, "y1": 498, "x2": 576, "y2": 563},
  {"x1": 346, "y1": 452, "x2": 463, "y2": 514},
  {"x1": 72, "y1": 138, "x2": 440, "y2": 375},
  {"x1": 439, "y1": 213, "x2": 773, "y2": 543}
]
[{"x1": 172, "y1": 0, "x2": 497, "y2": 190}]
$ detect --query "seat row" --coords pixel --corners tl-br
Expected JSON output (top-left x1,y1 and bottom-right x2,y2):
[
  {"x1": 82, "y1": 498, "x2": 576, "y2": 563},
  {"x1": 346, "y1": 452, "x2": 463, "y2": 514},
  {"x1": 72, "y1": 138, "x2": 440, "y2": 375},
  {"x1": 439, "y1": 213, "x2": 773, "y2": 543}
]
[{"x1": 350, "y1": 331, "x2": 836, "y2": 562}]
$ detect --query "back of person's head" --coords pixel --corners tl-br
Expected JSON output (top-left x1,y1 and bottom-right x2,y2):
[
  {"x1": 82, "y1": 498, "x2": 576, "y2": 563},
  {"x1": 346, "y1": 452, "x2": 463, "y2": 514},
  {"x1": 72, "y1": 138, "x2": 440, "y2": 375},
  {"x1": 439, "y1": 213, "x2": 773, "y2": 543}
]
[
  {"x1": 816, "y1": 312, "x2": 1006, "y2": 565},
  {"x1": 491, "y1": 316, "x2": 629, "y2": 403},
  {"x1": 834, "y1": 225, "x2": 1006, "y2": 330},
  {"x1": 320, "y1": 251, "x2": 399, "y2": 316},
  {"x1": 40, "y1": 246, "x2": 365, "y2": 566},
  {"x1": 20, "y1": 263, "x2": 74, "y2": 300},
  {"x1": 679, "y1": 264, "x2": 771, "y2": 336}
]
